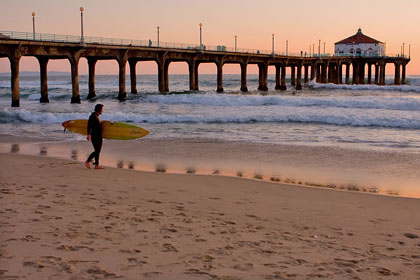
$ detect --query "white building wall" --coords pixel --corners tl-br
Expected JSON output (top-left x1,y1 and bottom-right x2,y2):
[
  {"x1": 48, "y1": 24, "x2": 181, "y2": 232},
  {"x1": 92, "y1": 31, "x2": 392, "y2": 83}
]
[{"x1": 335, "y1": 43, "x2": 385, "y2": 57}]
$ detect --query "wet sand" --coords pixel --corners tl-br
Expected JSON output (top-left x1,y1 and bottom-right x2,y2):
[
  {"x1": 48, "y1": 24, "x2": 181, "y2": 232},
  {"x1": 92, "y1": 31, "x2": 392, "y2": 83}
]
[
  {"x1": 1, "y1": 135, "x2": 420, "y2": 197},
  {"x1": 1, "y1": 142, "x2": 420, "y2": 279}
]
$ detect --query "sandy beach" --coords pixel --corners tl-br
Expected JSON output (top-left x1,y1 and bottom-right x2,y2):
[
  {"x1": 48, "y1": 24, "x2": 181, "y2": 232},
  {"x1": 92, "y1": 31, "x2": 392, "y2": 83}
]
[{"x1": 1, "y1": 141, "x2": 420, "y2": 279}]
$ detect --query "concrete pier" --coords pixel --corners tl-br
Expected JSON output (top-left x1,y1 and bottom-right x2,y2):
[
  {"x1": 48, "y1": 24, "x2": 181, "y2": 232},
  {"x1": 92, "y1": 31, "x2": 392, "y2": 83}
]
[
  {"x1": 290, "y1": 66, "x2": 296, "y2": 86},
  {"x1": 321, "y1": 64, "x2": 327, "y2": 84},
  {"x1": 275, "y1": 65, "x2": 281, "y2": 90},
  {"x1": 129, "y1": 59, "x2": 137, "y2": 94},
  {"x1": 117, "y1": 52, "x2": 128, "y2": 100},
  {"x1": 37, "y1": 57, "x2": 49, "y2": 103},
  {"x1": 379, "y1": 63, "x2": 386, "y2": 85},
  {"x1": 402, "y1": 63, "x2": 406, "y2": 85},
  {"x1": 0, "y1": 38, "x2": 410, "y2": 107},
  {"x1": 310, "y1": 64, "x2": 316, "y2": 81},
  {"x1": 258, "y1": 63, "x2": 268, "y2": 91},
  {"x1": 352, "y1": 62, "x2": 359, "y2": 85},
  {"x1": 10, "y1": 56, "x2": 21, "y2": 107},
  {"x1": 375, "y1": 64, "x2": 379, "y2": 85},
  {"x1": 394, "y1": 63, "x2": 401, "y2": 85},
  {"x1": 316, "y1": 64, "x2": 321, "y2": 83},
  {"x1": 240, "y1": 62, "x2": 248, "y2": 92},
  {"x1": 296, "y1": 64, "x2": 302, "y2": 90},
  {"x1": 87, "y1": 58, "x2": 97, "y2": 99},
  {"x1": 216, "y1": 61, "x2": 223, "y2": 93},
  {"x1": 163, "y1": 60, "x2": 170, "y2": 92},
  {"x1": 359, "y1": 62, "x2": 365, "y2": 84},
  {"x1": 345, "y1": 64, "x2": 350, "y2": 84},
  {"x1": 327, "y1": 64, "x2": 333, "y2": 84},
  {"x1": 69, "y1": 54, "x2": 81, "y2": 104},
  {"x1": 188, "y1": 60, "x2": 199, "y2": 91},
  {"x1": 280, "y1": 65, "x2": 287, "y2": 90}
]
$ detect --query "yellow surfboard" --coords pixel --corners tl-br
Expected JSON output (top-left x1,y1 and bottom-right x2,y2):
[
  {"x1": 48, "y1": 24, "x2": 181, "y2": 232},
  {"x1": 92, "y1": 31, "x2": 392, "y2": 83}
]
[{"x1": 62, "y1": 119, "x2": 149, "y2": 140}]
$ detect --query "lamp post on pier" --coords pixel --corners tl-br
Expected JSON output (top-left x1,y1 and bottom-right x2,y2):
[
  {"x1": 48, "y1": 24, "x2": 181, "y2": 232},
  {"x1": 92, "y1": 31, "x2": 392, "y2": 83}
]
[
  {"x1": 323, "y1": 42, "x2": 326, "y2": 55},
  {"x1": 80, "y1": 7, "x2": 84, "y2": 43},
  {"x1": 286, "y1": 40, "x2": 288, "y2": 56},
  {"x1": 272, "y1": 34, "x2": 275, "y2": 55},
  {"x1": 403, "y1": 43, "x2": 405, "y2": 58},
  {"x1": 32, "y1": 12, "x2": 36, "y2": 40},
  {"x1": 157, "y1": 26, "x2": 160, "y2": 47},
  {"x1": 235, "y1": 35, "x2": 237, "y2": 52},
  {"x1": 318, "y1": 40, "x2": 321, "y2": 57},
  {"x1": 199, "y1": 23, "x2": 203, "y2": 50}
]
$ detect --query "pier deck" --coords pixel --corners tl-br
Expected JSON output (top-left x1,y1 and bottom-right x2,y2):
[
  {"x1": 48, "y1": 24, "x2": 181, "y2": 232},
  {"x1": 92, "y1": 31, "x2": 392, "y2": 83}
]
[{"x1": 0, "y1": 31, "x2": 410, "y2": 107}]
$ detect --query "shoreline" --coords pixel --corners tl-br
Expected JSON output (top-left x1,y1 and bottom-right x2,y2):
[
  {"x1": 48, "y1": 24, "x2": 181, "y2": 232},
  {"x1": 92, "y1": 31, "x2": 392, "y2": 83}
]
[
  {"x1": 1, "y1": 134, "x2": 420, "y2": 198},
  {"x1": 1, "y1": 152, "x2": 420, "y2": 279}
]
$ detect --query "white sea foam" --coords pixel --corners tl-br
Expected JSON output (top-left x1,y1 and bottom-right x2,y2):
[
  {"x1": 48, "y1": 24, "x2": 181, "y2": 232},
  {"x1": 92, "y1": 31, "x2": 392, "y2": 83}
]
[
  {"x1": 2, "y1": 104, "x2": 420, "y2": 129},
  {"x1": 1, "y1": 75, "x2": 420, "y2": 150},
  {"x1": 309, "y1": 80, "x2": 420, "y2": 93},
  {"x1": 143, "y1": 93, "x2": 420, "y2": 111}
]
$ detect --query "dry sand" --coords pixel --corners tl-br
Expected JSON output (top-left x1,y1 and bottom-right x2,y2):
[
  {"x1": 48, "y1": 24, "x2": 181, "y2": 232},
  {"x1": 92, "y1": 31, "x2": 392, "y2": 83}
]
[{"x1": 1, "y1": 152, "x2": 420, "y2": 279}]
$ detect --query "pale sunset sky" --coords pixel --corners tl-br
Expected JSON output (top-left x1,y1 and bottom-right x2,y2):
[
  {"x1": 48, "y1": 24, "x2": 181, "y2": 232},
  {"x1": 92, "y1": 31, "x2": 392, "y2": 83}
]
[{"x1": 0, "y1": 0, "x2": 419, "y2": 75}]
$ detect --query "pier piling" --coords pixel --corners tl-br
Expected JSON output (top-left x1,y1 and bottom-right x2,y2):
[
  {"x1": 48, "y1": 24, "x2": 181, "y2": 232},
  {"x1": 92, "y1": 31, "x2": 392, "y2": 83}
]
[
  {"x1": 240, "y1": 62, "x2": 248, "y2": 92},
  {"x1": 296, "y1": 64, "x2": 302, "y2": 90},
  {"x1": 216, "y1": 61, "x2": 224, "y2": 93},
  {"x1": 394, "y1": 63, "x2": 401, "y2": 85},
  {"x1": 275, "y1": 65, "x2": 281, "y2": 90},
  {"x1": 280, "y1": 65, "x2": 287, "y2": 90},
  {"x1": 402, "y1": 63, "x2": 406, "y2": 85},
  {"x1": 291, "y1": 66, "x2": 296, "y2": 86},
  {"x1": 37, "y1": 57, "x2": 49, "y2": 103},
  {"x1": 129, "y1": 59, "x2": 137, "y2": 94},
  {"x1": 87, "y1": 58, "x2": 97, "y2": 99},
  {"x1": 258, "y1": 63, "x2": 268, "y2": 91},
  {"x1": 69, "y1": 54, "x2": 81, "y2": 104}
]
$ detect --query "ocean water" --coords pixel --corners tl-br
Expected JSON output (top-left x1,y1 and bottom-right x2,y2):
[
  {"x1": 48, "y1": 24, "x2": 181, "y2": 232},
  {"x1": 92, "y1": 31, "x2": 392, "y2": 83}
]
[{"x1": 1, "y1": 73, "x2": 420, "y2": 152}]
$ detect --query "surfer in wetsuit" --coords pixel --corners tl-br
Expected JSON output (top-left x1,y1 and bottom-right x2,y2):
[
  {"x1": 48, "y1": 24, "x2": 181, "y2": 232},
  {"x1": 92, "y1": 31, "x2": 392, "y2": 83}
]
[{"x1": 85, "y1": 104, "x2": 104, "y2": 169}]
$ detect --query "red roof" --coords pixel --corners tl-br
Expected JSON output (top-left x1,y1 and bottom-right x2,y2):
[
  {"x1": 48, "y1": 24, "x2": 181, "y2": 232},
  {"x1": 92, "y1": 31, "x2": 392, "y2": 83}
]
[{"x1": 335, "y1": 29, "x2": 382, "y2": 45}]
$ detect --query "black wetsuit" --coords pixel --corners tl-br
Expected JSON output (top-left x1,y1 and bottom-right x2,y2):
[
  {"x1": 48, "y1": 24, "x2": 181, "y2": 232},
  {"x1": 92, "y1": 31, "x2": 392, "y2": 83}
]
[{"x1": 86, "y1": 112, "x2": 103, "y2": 166}]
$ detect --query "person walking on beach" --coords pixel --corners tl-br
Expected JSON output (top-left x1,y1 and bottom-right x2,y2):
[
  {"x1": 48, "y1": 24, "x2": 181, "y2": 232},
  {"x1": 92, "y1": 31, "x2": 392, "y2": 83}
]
[{"x1": 85, "y1": 104, "x2": 104, "y2": 169}]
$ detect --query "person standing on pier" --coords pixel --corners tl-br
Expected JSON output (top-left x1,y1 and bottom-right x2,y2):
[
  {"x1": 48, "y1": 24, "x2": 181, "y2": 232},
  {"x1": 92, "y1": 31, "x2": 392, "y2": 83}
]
[{"x1": 85, "y1": 104, "x2": 104, "y2": 169}]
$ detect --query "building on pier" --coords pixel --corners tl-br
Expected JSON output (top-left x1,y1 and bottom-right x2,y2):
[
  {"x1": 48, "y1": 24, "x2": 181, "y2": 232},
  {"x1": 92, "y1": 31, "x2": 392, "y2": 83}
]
[{"x1": 335, "y1": 29, "x2": 385, "y2": 57}]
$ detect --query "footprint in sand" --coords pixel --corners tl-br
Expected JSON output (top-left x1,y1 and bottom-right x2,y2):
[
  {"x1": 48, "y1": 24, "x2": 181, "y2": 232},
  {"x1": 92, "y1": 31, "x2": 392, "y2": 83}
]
[
  {"x1": 86, "y1": 266, "x2": 120, "y2": 278},
  {"x1": 233, "y1": 263, "x2": 254, "y2": 271},
  {"x1": 127, "y1": 257, "x2": 147, "y2": 266},
  {"x1": 56, "y1": 245, "x2": 94, "y2": 252},
  {"x1": 119, "y1": 249, "x2": 142, "y2": 254},
  {"x1": 162, "y1": 243, "x2": 178, "y2": 252},
  {"x1": 23, "y1": 261, "x2": 44, "y2": 269},
  {"x1": 404, "y1": 233, "x2": 419, "y2": 239},
  {"x1": 143, "y1": 272, "x2": 163, "y2": 278}
]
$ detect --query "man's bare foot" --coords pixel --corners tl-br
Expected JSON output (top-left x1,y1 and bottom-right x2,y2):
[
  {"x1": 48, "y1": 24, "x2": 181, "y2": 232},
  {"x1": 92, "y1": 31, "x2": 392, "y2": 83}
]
[
  {"x1": 94, "y1": 165, "x2": 104, "y2": 169},
  {"x1": 84, "y1": 161, "x2": 91, "y2": 169}
]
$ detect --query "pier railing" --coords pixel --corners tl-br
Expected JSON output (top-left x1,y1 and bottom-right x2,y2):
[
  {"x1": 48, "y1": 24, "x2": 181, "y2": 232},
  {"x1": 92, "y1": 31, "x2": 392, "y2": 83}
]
[{"x1": 0, "y1": 30, "x2": 408, "y2": 59}]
